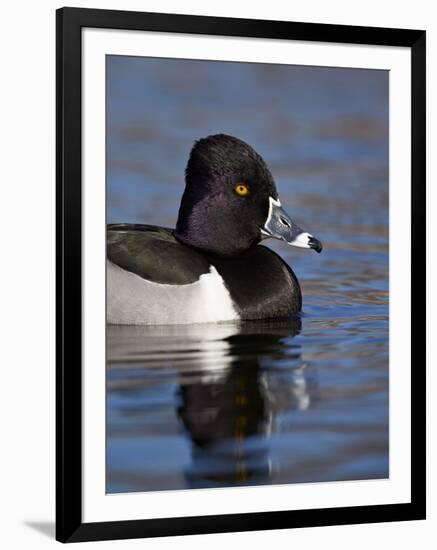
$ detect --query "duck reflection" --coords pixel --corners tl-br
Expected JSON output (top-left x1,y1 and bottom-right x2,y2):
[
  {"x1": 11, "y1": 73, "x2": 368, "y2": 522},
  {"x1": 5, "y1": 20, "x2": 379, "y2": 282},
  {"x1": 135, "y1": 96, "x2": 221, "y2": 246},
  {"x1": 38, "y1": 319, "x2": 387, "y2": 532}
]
[
  {"x1": 176, "y1": 317, "x2": 319, "y2": 488},
  {"x1": 106, "y1": 320, "x2": 319, "y2": 490}
]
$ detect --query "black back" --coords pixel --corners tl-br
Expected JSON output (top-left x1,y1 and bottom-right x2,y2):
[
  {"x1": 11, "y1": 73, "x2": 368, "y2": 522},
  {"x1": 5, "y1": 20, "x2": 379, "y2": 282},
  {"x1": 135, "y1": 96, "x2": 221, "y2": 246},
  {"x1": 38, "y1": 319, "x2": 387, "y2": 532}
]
[{"x1": 107, "y1": 224, "x2": 210, "y2": 285}]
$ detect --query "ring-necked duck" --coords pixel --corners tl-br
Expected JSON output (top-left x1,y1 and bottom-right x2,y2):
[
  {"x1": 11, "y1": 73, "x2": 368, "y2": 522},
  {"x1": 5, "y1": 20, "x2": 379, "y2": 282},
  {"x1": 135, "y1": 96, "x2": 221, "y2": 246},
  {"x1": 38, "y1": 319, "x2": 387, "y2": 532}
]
[{"x1": 107, "y1": 134, "x2": 322, "y2": 325}]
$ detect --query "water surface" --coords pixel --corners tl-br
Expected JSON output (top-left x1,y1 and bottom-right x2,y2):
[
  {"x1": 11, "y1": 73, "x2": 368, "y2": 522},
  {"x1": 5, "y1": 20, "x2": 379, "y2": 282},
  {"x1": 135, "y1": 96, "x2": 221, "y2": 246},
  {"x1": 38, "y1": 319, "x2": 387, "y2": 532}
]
[{"x1": 106, "y1": 57, "x2": 389, "y2": 493}]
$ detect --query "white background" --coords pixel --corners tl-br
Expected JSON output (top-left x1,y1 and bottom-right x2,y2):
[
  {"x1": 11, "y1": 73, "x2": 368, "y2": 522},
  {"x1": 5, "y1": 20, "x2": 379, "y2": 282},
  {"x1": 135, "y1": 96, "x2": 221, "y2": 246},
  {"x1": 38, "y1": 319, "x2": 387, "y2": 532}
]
[{"x1": 0, "y1": 0, "x2": 434, "y2": 548}]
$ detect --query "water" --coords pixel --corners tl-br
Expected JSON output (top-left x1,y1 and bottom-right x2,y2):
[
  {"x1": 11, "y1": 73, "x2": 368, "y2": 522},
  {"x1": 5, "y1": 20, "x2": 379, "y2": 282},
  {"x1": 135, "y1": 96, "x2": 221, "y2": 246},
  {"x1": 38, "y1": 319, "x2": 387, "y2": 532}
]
[{"x1": 106, "y1": 57, "x2": 389, "y2": 493}]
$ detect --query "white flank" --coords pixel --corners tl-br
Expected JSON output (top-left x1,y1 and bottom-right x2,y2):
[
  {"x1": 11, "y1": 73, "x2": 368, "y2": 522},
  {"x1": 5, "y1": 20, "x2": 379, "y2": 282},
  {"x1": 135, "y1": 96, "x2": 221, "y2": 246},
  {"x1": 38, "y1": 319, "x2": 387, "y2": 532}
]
[{"x1": 107, "y1": 260, "x2": 239, "y2": 325}]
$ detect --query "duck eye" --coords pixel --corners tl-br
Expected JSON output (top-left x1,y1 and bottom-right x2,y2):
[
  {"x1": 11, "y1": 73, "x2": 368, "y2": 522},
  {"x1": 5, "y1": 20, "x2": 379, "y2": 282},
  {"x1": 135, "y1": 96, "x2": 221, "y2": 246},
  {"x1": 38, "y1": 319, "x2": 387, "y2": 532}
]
[{"x1": 234, "y1": 183, "x2": 250, "y2": 197}]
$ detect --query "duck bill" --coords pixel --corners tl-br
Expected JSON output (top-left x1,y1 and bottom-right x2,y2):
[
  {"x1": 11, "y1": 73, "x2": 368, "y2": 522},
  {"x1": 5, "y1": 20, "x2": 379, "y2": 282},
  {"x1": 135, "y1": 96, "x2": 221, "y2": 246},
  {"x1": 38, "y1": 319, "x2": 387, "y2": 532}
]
[{"x1": 261, "y1": 197, "x2": 323, "y2": 253}]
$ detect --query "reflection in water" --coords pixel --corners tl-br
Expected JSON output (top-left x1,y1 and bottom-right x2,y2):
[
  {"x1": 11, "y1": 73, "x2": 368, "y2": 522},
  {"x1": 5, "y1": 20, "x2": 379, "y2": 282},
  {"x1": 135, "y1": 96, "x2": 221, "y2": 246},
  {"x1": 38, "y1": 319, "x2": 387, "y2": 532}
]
[
  {"x1": 107, "y1": 308, "x2": 388, "y2": 493},
  {"x1": 177, "y1": 318, "x2": 319, "y2": 487},
  {"x1": 107, "y1": 317, "x2": 345, "y2": 494}
]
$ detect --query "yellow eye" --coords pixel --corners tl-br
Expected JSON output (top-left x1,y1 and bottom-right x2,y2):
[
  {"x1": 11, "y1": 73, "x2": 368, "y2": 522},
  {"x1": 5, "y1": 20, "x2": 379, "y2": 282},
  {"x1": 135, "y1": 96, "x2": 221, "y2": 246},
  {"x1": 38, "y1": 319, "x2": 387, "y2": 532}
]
[{"x1": 234, "y1": 183, "x2": 250, "y2": 196}]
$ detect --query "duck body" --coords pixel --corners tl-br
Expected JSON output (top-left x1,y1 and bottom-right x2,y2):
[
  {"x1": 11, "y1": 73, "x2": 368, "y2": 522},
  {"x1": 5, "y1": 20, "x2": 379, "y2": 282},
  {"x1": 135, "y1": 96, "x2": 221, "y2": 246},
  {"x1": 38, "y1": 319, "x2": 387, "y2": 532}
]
[
  {"x1": 107, "y1": 134, "x2": 321, "y2": 325},
  {"x1": 107, "y1": 224, "x2": 301, "y2": 325}
]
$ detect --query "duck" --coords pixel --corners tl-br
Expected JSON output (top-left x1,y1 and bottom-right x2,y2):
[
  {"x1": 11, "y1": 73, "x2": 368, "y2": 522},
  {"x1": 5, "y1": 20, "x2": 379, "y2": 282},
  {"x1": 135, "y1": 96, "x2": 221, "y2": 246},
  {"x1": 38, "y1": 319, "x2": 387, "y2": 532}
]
[{"x1": 107, "y1": 134, "x2": 322, "y2": 325}]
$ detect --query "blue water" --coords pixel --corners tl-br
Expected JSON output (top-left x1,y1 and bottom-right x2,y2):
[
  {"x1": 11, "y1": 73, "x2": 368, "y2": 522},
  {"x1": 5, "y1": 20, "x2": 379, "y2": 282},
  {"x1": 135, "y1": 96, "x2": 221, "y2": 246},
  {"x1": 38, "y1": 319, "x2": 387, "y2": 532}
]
[{"x1": 106, "y1": 56, "x2": 389, "y2": 492}]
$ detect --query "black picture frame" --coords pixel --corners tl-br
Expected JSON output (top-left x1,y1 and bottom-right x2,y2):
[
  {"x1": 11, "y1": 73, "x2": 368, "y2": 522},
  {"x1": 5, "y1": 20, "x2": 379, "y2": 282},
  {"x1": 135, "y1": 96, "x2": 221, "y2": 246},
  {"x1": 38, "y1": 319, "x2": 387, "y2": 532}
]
[{"x1": 56, "y1": 6, "x2": 426, "y2": 543}]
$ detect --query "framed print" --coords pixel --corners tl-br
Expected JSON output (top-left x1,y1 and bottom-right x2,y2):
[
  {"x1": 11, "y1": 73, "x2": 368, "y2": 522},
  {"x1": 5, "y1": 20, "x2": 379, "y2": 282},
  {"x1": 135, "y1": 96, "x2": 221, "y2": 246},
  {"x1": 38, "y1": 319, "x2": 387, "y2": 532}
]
[{"x1": 56, "y1": 7, "x2": 426, "y2": 543}]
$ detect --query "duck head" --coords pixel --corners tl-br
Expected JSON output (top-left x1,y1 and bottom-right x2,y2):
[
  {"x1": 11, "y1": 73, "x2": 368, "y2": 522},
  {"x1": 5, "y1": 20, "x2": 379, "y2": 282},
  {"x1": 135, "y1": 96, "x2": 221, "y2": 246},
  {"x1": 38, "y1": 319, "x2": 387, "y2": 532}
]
[{"x1": 175, "y1": 134, "x2": 322, "y2": 258}]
